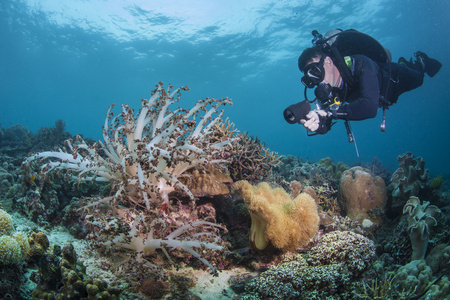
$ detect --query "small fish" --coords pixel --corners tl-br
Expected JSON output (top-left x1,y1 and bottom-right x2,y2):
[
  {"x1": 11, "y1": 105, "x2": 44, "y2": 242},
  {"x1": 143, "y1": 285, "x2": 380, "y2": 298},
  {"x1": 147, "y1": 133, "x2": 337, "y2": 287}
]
[{"x1": 29, "y1": 175, "x2": 36, "y2": 183}]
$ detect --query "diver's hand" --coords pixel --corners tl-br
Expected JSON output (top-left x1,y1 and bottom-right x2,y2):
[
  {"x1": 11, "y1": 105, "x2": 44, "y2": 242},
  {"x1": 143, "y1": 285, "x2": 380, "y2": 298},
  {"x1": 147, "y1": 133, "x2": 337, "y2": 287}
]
[{"x1": 300, "y1": 109, "x2": 328, "y2": 132}]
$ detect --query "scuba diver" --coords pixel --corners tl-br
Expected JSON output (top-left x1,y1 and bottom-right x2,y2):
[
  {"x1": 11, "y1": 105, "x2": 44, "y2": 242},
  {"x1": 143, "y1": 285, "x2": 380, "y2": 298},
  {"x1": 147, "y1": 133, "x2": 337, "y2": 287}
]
[{"x1": 284, "y1": 29, "x2": 442, "y2": 139}]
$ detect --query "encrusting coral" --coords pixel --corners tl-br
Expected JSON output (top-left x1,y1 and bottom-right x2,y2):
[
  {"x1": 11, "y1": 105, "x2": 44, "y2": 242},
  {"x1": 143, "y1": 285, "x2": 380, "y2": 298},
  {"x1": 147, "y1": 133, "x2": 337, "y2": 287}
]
[
  {"x1": 403, "y1": 196, "x2": 441, "y2": 261},
  {"x1": 23, "y1": 82, "x2": 234, "y2": 273},
  {"x1": 239, "y1": 231, "x2": 375, "y2": 299},
  {"x1": 231, "y1": 180, "x2": 319, "y2": 251}
]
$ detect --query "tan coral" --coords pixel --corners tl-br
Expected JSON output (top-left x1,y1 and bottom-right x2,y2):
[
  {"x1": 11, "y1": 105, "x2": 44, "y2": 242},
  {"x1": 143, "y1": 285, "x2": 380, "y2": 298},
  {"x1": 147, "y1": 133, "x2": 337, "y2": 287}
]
[
  {"x1": 27, "y1": 231, "x2": 50, "y2": 259},
  {"x1": 338, "y1": 166, "x2": 387, "y2": 224},
  {"x1": 179, "y1": 166, "x2": 233, "y2": 197},
  {"x1": 231, "y1": 180, "x2": 319, "y2": 251}
]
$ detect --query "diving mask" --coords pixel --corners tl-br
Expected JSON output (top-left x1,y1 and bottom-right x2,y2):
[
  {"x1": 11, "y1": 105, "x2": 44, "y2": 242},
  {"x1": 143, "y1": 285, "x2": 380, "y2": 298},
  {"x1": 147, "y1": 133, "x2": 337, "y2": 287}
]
[{"x1": 301, "y1": 57, "x2": 325, "y2": 88}]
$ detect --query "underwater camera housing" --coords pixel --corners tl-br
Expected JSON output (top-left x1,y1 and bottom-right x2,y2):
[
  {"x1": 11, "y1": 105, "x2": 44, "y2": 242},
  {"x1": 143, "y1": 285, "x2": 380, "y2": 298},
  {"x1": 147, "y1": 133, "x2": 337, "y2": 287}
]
[{"x1": 283, "y1": 100, "x2": 311, "y2": 124}]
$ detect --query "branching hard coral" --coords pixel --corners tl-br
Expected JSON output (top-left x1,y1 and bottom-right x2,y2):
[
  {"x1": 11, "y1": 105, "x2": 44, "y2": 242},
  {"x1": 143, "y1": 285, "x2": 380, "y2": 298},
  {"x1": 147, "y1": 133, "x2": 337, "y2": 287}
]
[
  {"x1": 24, "y1": 82, "x2": 232, "y2": 210},
  {"x1": 211, "y1": 117, "x2": 239, "y2": 143},
  {"x1": 228, "y1": 133, "x2": 281, "y2": 183},
  {"x1": 355, "y1": 273, "x2": 418, "y2": 300}
]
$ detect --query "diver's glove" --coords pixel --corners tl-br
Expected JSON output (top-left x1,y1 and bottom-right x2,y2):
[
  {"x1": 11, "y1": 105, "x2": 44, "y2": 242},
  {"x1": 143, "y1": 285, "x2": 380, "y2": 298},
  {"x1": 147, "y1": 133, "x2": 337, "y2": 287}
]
[{"x1": 300, "y1": 109, "x2": 332, "y2": 134}]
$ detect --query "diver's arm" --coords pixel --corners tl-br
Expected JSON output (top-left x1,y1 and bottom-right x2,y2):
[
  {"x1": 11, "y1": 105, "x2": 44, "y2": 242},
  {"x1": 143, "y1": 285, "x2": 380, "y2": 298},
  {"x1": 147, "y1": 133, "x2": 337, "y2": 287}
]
[{"x1": 335, "y1": 55, "x2": 380, "y2": 120}]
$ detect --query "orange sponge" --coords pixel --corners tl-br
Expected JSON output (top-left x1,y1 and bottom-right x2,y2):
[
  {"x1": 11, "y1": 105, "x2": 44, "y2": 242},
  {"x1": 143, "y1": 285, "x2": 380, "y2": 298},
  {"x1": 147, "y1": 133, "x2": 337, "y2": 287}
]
[{"x1": 232, "y1": 180, "x2": 319, "y2": 251}]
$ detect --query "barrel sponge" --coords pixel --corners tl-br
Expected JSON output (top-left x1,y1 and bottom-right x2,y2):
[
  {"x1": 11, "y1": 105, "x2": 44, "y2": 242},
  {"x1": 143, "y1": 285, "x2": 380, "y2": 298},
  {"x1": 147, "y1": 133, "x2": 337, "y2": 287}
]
[
  {"x1": 0, "y1": 209, "x2": 14, "y2": 236},
  {"x1": 232, "y1": 180, "x2": 319, "y2": 251}
]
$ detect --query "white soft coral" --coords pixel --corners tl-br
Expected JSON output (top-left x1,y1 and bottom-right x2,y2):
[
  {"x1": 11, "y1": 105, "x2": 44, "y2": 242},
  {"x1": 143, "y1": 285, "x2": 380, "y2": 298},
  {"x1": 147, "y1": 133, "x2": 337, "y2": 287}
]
[{"x1": 24, "y1": 81, "x2": 232, "y2": 210}]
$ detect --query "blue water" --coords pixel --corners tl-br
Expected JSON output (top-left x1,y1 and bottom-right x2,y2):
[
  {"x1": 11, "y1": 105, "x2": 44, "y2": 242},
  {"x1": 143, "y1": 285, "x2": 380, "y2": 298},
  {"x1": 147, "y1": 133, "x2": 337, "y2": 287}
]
[{"x1": 1, "y1": 0, "x2": 449, "y2": 176}]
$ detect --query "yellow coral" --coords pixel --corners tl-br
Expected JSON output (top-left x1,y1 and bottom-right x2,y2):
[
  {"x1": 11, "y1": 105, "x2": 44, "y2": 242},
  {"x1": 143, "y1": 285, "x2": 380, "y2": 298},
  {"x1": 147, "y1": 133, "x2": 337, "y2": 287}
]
[
  {"x1": 0, "y1": 209, "x2": 29, "y2": 264},
  {"x1": 12, "y1": 232, "x2": 30, "y2": 257},
  {"x1": 0, "y1": 235, "x2": 23, "y2": 264},
  {"x1": 29, "y1": 231, "x2": 50, "y2": 251},
  {"x1": 0, "y1": 209, "x2": 14, "y2": 235},
  {"x1": 232, "y1": 180, "x2": 319, "y2": 251}
]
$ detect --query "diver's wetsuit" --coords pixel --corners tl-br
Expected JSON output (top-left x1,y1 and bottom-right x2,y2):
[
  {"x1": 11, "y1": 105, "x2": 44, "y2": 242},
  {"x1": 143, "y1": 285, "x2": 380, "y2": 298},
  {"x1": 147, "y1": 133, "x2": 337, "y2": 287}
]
[{"x1": 335, "y1": 54, "x2": 424, "y2": 121}]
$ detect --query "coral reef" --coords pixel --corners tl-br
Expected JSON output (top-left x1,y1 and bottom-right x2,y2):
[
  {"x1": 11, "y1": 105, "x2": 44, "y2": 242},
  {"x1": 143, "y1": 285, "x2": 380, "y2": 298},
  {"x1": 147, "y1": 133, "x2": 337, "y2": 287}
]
[
  {"x1": 231, "y1": 180, "x2": 319, "y2": 251},
  {"x1": 275, "y1": 155, "x2": 348, "y2": 186},
  {"x1": 23, "y1": 82, "x2": 233, "y2": 275},
  {"x1": 2, "y1": 89, "x2": 449, "y2": 299},
  {"x1": 0, "y1": 166, "x2": 15, "y2": 205},
  {"x1": 307, "y1": 231, "x2": 375, "y2": 272},
  {"x1": 237, "y1": 231, "x2": 375, "y2": 299},
  {"x1": 338, "y1": 166, "x2": 387, "y2": 225},
  {"x1": 0, "y1": 125, "x2": 34, "y2": 158},
  {"x1": 32, "y1": 119, "x2": 72, "y2": 152},
  {"x1": 403, "y1": 196, "x2": 441, "y2": 260},
  {"x1": 0, "y1": 235, "x2": 26, "y2": 264},
  {"x1": 29, "y1": 239, "x2": 125, "y2": 299},
  {"x1": 27, "y1": 231, "x2": 50, "y2": 260},
  {"x1": 0, "y1": 120, "x2": 71, "y2": 161},
  {"x1": 393, "y1": 259, "x2": 450, "y2": 299}
]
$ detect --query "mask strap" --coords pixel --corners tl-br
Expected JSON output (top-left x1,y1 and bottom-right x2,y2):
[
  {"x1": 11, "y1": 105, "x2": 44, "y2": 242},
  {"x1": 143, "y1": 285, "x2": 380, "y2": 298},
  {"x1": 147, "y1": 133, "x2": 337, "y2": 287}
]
[{"x1": 304, "y1": 86, "x2": 317, "y2": 103}]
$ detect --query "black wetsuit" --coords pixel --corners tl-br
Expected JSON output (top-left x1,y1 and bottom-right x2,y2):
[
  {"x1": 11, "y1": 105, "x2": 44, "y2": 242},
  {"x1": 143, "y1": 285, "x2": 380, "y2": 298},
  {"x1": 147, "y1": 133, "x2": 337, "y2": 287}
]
[{"x1": 335, "y1": 54, "x2": 424, "y2": 121}]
